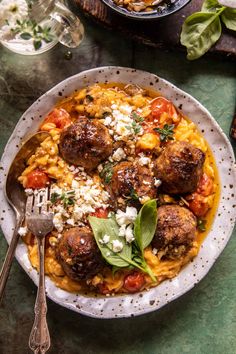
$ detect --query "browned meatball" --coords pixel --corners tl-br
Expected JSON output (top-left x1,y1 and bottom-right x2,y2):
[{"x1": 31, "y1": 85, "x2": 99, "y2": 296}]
[
  {"x1": 110, "y1": 161, "x2": 156, "y2": 201},
  {"x1": 59, "y1": 117, "x2": 113, "y2": 170},
  {"x1": 155, "y1": 141, "x2": 205, "y2": 194},
  {"x1": 56, "y1": 226, "x2": 104, "y2": 280},
  {"x1": 152, "y1": 205, "x2": 197, "y2": 258}
]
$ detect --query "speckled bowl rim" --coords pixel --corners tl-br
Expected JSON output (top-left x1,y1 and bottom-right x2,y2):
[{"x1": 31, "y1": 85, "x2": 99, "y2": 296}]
[
  {"x1": 101, "y1": 0, "x2": 191, "y2": 20},
  {"x1": 0, "y1": 66, "x2": 236, "y2": 319}
]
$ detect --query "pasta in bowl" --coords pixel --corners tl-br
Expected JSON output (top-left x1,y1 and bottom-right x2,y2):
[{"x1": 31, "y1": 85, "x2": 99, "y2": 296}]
[
  {"x1": 0, "y1": 67, "x2": 235, "y2": 317},
  {"x1": 19, "y1": 82, "x2": 219, "y2": 295}
]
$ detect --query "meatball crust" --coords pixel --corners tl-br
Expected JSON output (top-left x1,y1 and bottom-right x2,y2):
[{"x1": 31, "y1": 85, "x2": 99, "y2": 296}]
[
  {"x1": 56, "y1": 226, "x2": 104, "y2": 280},
  {"x1": 152, "y1": 205, "x2": 197, "y2": 257},
  {"x1": 110, "y1": 161, "x2": 156, "y2": 201},
  {"x1": 59, "y1": 117, "x2": 113, "y2": 170},
  {"x1": 155, "y1": 141, "x2": 205, "y2": 194}
]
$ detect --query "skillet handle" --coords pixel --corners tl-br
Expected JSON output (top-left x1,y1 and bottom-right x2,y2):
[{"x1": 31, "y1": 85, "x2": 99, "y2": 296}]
[{"x1": 0, "y1": 216, "x2": 22, "y2": 304}]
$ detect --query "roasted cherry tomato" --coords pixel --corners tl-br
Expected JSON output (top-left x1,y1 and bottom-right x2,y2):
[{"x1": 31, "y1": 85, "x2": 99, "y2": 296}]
[
  {"x1": 151, "y1": 97, "x2": 178, "y2": 120},
  {"x1": 123, "y1": 272, "x2": 145, "y2": 293},
  {"x1": 90, "y1": 208, "x2": 109, "y2": 219},
  {"x1": 40, "y1": 108, "x2": 72, "y2": 130},
  {"x1": 196, "y1": 173, "x2": 213, "y2": 197},
  {"x1": 25, "y1": 170, "x2": 50, "y2": 189},
  {"x1": 188, "y1": 193, "x2": 210, "y2": 217}
]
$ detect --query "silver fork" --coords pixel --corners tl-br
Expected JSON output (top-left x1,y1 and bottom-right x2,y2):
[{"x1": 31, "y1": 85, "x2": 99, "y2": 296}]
[{"x1": 26, "y1": 187, "x2": 54, "y2": 354}]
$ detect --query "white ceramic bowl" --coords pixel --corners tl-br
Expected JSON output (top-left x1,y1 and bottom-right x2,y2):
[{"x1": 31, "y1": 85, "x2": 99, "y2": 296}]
[{"x1": 0, "y1": 67, "x2": 235, "y2": 318}]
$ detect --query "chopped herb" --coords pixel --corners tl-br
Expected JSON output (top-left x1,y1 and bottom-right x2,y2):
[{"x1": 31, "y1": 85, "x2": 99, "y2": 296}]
[
  {"x1": 125, "y1": 111, "x2": 144, "y2": 135},
  {"x1": 102, "y1": 112, "x2": 111, "y2": 118},
  {"x1": 130, "y1": 188, "x2": 139, "y2": 201},
  {"x1": 123, "y1": 188, "x2": 139, "y2": 202},
  {"x1": 100, "y1": 163, "x2": 113, "y2": 184},
  {"x1": 86, "y1": 94, "x2": 94, "y2": 102},
  {"x1": 153, "y1": 124, "x2": 175, "y2": 142},
  {"x1": 197, "y1": 218, "x2": 207, "y2": 232},
  {"x1": 131, "y1": 111, "x2": 144, "y2": 123},
  {"x1": 50, "y1": 190, "x2": 75, "y2": 208},
  {"x1": 50, "y1": 192, "x2": 60, "y2": 204}
]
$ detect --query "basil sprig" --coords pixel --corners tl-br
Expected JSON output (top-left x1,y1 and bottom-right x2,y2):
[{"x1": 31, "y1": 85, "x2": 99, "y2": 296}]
[
  {"x1": 180, "y1": 0, "x2": 236, "y2": 60},
  {"x1": 134, "y1": 199, "x2": 157, "y2": 254},
  {"x1": 88, "y1": 199, "x2": 158, "y2": 281}
]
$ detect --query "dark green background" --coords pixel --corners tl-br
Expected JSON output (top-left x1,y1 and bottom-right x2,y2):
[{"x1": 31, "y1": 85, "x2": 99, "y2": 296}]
[{"x1": 0, "y1": 13, "x2": 235, "y2": 354}]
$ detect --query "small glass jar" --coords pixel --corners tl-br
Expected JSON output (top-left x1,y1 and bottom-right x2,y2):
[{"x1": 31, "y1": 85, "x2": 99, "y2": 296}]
[{"x1": 0, "y1": 0, "x2": 84, "y2": 55}]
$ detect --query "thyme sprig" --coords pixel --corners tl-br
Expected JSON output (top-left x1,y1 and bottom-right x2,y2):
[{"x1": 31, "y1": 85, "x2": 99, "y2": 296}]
[
  {"x1": 153, "y1": 124, "x2": 175, "y2": 142},
  {"x1": 126, "y1": 111, "x2": 144, "y2": 135}
]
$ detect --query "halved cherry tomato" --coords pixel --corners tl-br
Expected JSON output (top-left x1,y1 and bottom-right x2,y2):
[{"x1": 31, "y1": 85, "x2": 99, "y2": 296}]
[
  {"x1": 90, "y1": 208, "x2": 109, "y2": 219},
  {"x1": 40, "y1": 108, "x2": 72, "y2": 130},
  {"x1": 150, "y1": 97, "x2": 178, "y2": 121},
  {"x1": 123, "y1": 272, "x2": 145, "y2": 293},
  {"x1": 196, "y1": 173, "x2": 213, "y2": 197},
  {"x1": 188, "y1": 193, "x2": 210, "y2": 217},
  {"x1": 25, "y1": 170, "x2": 50, "y2": 189}
]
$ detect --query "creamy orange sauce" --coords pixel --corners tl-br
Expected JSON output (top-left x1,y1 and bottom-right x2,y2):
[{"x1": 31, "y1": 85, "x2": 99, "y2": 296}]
[{"x1": 23, "y1": 83, "x2": 220, "y2": 295}]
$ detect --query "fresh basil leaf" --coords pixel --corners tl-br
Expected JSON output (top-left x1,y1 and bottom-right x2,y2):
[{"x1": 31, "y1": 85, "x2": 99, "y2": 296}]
[
  {"x1": 201, "y1": 0, "x2": 222, "y2": 12},
  {"x1": 180, "y1": 12, "x2": 222, "y2": 60},
  {"x1": 218, "y1": 0, "x2": 236, "y2": 9},
  {"x1": 221, "y1": 8, "x2": 236, "y2": 30},
  {"x1": 134, "y1": 199, "x2": 157, "y2": 252},
  {"x1": 88, "y1": 216, "x2": 132, "y2": 268}
]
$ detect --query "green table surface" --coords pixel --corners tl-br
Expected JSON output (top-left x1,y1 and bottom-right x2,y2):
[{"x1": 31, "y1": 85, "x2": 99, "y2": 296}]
[{"x1": 0, "y1": 13, "x2": 236, "y2": 354}]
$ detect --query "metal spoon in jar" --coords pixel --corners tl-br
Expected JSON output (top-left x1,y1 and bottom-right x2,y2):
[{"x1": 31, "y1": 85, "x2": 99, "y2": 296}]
[{"x1": 0, "y1": 131, "x2": 50, "y2": 303}]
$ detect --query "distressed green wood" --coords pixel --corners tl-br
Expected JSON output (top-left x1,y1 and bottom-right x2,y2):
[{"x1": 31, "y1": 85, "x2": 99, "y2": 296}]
[{"x1": 0, "y1": 15, "x2": 235, "y2": 354}]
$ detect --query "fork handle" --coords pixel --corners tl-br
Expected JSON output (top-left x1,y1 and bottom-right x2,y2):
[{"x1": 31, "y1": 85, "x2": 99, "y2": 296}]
[
  {"x1": 29, "y1": 236, "x2": 50, "y2": 354},
  {"x1": 0, "y1": 215, "x2": 22, "y2": 304}
]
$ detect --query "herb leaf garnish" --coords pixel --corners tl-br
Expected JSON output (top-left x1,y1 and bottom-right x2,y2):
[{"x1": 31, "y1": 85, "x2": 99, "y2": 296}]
[
  {"x1": 99, "y1": 162, "x2": 113, "y2": 184},
  {"x1": 88, "y1": 199, "x2": 158, "y2": 282},
  {"x1": 134, "y1": 199, "x2": 158, "y2": 253},
  {"x1": 88, "y1": 216, "x2": 132, "y2": 268},
  {"x1": 126, "y1": 111, "x2": 144, "y2": 135},
  {"x1": 153, "y1": 124, "x2": 175, "y2": 142},
  {"x1": 180, "y1": 0, "x2": 236, "y2": 60},
  {"x1": 50, "y1": 190, "x2": 75, "y2": 208}
]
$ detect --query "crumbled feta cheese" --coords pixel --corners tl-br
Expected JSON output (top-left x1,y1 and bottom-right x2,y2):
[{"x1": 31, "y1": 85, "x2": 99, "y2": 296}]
[
  {"x1": 53, "y1": 213, "x2": 64, "y2": 232},
  {"x1": 139, "y1": 196, "x2": 151, "y2": 204},
  {"x1": 138, "y1": 155, "x2": 151, "y2": 166},
  {"x1": 25, "y1": 188, "x2": 33, "y2": 195},
  {"x1": 18, "y1": 226, "x2": 28, "y2": 237},
  {"x1": 72, "y1": 180, "x2": 80, "y2": 189},
  {"x1": 99, "y1": 234, "x2": 110, "y2": 244},
  {"x1": 104, "y1": 116, "x2": 112, "y2": 126},
  {"x1": 118, "y1": 224, "x2": 126, "y2": 237},
  {"x1": 154, "y1": 178, "x2": 162, "y2": 187},
  {"x1": 97, "y1": 164, "x2": 103, "y2": 173},
  {"x1": 124, "y1": 224, "x2": 135, "y2": 243},
  {"x1": 116, "y1": 206, "x2": 138, "y2": 226},
  {"x1": 112, "y1": 239, "x2": 123, "y2": 253},
  {"x1": 112, "y1": 147, "x2": 126, "y2": 162},
  {"x1": 66, "y1": 218, "x2": 75, "y2": 226},
  {"x1": 152, "y1": 248, "x2": 158, "y2": 255}
]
